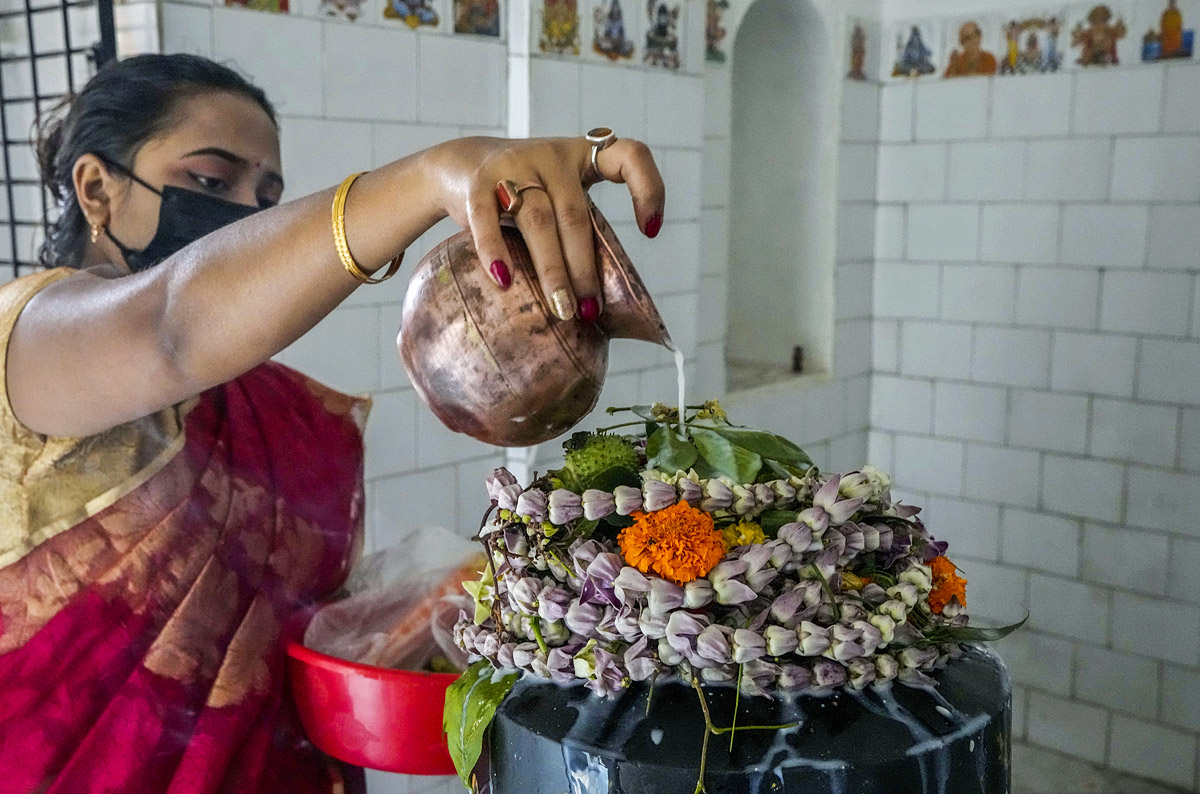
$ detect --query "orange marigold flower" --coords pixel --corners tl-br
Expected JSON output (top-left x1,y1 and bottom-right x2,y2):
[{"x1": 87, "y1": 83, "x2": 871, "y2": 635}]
[
  {"x1": 929, "y1": 555, "x2": 967, "y2": 615},
  {"x1": 618, "y1": 501, "x2": 726, "y2": 585}
]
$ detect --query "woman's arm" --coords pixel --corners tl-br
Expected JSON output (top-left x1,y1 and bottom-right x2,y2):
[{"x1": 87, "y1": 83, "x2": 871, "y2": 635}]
[{"x1": 8, "y1": 137, "x2": 665, "y2": 438}]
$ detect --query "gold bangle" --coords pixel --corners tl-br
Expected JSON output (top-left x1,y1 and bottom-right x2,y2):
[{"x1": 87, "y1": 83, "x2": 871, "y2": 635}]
[{"x1": 332, "y1": 171, "x2": 403, "y2": 284}]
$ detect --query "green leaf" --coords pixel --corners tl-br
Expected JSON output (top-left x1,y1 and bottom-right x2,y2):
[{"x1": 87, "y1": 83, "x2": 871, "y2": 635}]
[
  {"x1": 630, "y1": 405, "x2": 658, "y2": 422},
  {"x1": 444, "y1": 661, "x2": 520, "y2": 789},
  {"x1": 692, "y1": 421, "x2": 813, "y2": 469},
  {"x1": 646, "y1": 425, "x2": 699, "y2": 473},
  {"x1": 758, "y1": 509, "x2": 799, "y2": 536},
  {"x1": 926, "y1": 615, "x2": 1028, "y2": 643},
  {"x1": 585, "y1": 465, "x2": 642, "y2": 493},
  {"x1": 692, "y1": 428, "x2": 762, "y2": 483}
]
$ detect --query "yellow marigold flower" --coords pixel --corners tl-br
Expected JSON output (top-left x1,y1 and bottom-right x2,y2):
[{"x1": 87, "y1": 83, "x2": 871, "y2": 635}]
[
  {"x1": 618, "y1": 501, "x2": 726, "y2": 585},
  {"x1": 722, "y1": 519, "x2": 767, "y2": 550},
  {"x1": 928, "y1": 555, "x2": 967, "y2": 615}
]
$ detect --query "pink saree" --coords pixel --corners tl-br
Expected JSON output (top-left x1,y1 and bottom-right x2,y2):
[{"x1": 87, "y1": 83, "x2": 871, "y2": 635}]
[{"x1": 0, "y1": 362, "x2": 367, "y2": 793}]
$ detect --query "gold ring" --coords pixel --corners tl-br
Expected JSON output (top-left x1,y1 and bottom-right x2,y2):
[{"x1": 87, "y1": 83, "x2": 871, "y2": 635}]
[
  {"x1": 585, "y1": 127, "x2": 616, "y2": 183},
  {"x1": 496, "y1": 180, "x2": 547, "y2": 214}
]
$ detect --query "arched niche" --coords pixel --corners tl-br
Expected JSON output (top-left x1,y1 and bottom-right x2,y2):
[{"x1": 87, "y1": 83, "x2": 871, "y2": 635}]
[{"x1": 726, "y1": 0, "x2": 837, "y2": 391}]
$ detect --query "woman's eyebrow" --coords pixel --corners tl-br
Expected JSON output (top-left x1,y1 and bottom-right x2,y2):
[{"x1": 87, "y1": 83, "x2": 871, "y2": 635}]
[{"x1": 182, "y1": 146, "x2": 285, "y2": 188}]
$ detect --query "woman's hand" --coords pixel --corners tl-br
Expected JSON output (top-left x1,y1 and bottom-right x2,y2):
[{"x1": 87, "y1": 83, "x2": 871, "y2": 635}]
[{"x1": 421, "y1": 136, "x2": 665, "y2": 321}]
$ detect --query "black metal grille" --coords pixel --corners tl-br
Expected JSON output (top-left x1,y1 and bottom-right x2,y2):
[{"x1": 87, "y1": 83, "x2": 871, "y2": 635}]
[{"x1": 1, "y1": 0, "x2": 115, "y2": 277}]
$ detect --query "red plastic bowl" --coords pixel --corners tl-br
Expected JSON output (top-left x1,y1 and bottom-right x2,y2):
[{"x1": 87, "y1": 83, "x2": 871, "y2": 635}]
[{"x1": 285, "y1": 615, "x2": 459, "y2": 775}]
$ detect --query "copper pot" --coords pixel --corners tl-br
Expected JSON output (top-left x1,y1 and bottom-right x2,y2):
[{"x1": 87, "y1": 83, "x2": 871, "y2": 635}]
[{"x1": 398, "y1": 202, "x2": 671, "y2": 447}]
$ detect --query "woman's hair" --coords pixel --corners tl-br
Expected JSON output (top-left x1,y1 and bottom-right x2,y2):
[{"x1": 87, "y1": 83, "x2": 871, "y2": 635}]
[{"x1": 35, "y1": 53, "x2": 277, "y2": 269}]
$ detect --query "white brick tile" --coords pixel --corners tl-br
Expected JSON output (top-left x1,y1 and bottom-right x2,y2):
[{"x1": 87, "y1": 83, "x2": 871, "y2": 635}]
[
  {"x1": 914, "y1": 78, "x2": 989, "y2": 141},
  {"x1": 873, "y1": 262, "x2": 940, "y2": 319},
  {"x1": 941, "y1": 264, "x2": 1015, "y2": 324},
  {"x1": 323, "y1": 24, "x2": 418, "y2": 122},
  {"x1": 946, "y1": 141, "x2": 1025, "y2": 201},
  {"x1": 1082, "y1": 522, "x2": 1170, "y2": 595},
  {"x1": 1110, "y1": 715, "x2": 1198, "y2": 789},
  {"x1": 990, "y1": 72, "x2": 1072, "y2": 138},
  {"x1": 845, "y1": 376, "x2": 870, "y2": 433},
  {"x1": 692, "y1": 344, "x2": 724, "y2": 402},
  {"x1": 877, "y1": 144, "x2": 947, "y2": 203},
  {"x1": 1183, "y1": 409, "x2": 1200, "y2": 472},
  {"x1": 1194, "y1": 278, "x2": 1200, "y2": 338},
  {"x1": 456, "y1": 454, "x2": 506, "y2": 538},
  {"x1": 1138, "y1": 339, "x2": 1200, "y2": 404},
  {"x1": 379, "y1": 302, "x2": 410, "y2": 390},
  {"x1": 874, "y1": 206, "x2": 906, "y2": 261},
  {"x1": 573, "y1": 370, "x2": 642, "y2": 434},
  {"x1": 996, "y1": 631, "x2": 1074, "y2": 695},
  {"x1": 979, "y1": 205, "x2": 1060, "y2": 266},
  {"x1": 1051, "y1": 331, "x2": 1137, "y2": 398},
  {"x1": 1009, "y1": 390, "x2": 1089, "y2": 455},
  {"x1": 1090, "y1": 398, "x2": 1178, "y2": 467},
  {"x1": 1111, "y1": 136, "x2": 1200, "y2": 202},
  {"x1": 829, "y1": 431, "x2": 869, "y2": 473},
  {"x1": 906, "y1": 204, "x2": 978, "y2": 262},
  {"x1": 418, "y1": 37, "x2": 505, "y2": 127},
  {"x1": 1163, "y1": 663, "x2": 1200, "y2": 731},
  {"x1": 837, "y1": 203, "x2": 877, "y2": 263},
  {"x1": 1072, "y1": 67, "x2": 1165, "y2": 136},
  {"x1": 699, "y1": 207, "x2": 729, "y2": 276},
  {"x1": 161, "y1": 4, "x2": 212, "y2": 56},
  {"x1": 363, "y1": 389, "x2": 418, "y2": 481},
  {"x1": 1127, "y1": 466, "x2": 1200, "y2": 538},
  {"x1": 835, "y1": 263, "x2": 872, "y2": 321},
  {"x1": 373, "y1": 466, "x2": 458, "y2": 543},
  {"x1": 1012, "y1": 687, "x2": 1028, "y2": 739},
  {"x1": 956, "y1": 559, "x2": 1027, "y2": 623},
  {"x1": 277, "y1": 305, "x2": 380, "y2": 394},
  {"x1": 934, "y1": 382, "x2": 1007, "y2": 444},
  {"x1": 638, "y1": 220, "x2": 701, "y2": 298},
  {"x1": 1075, "y1": 646, "x2": 1159, "y2": 715},
  {"x1": 840, "y1": 79, "x2": 881, "y2": 143},
  {"x1": 364, "y1": 769, "x2": 417, "y2": 794},
  {"x1": 878, "y1": 82, "x2": 914, "y2": 143},
  {"x1": 1112, "y1": 591, "x2": 1200, "y2": 666},
  {"x1": 697, "y1": 274, "x2": 726, "y2": 344},
  {"x1": 704, "y1": 69, "x2": 731, "y2": 137},
  {"x1": 892, "y1": 434, "x2": 964, "y2": 496},
  {"x1": 370, "y1": 123, "x2": 459, "y2": 169},
  {"x1": 1060, "y1": 204, "x2": 1149, "y2": 269},
  {"x1": 1042, "y1": 454, "x2": 1124, "y2": 523},
  {"x1": 579, "y1": 64, "x2": 647, "y2": 142},
  {"x1": 1027, "y1": 692, "x2": 1108, "y2": 765},
  {"x1": 838, "y1": 144, "x2": 878, "y2": 203},
  {"x1": 1001, "y1": 507, "x2": 1080, "y2": 577},
  {"x1": 834, "y1": 319, "x2": 871, "y2": 379},
  {"x1": 529, "y1": 59, "x2": 580, "y2": 136},
  {"x1": 1164, "y1": 63, "x2": 1200, "y2": 133},
  {"x1": 416, "y1": 404, "x2": 497, "y2": 469},
  {"x1": 281, "y1": 117, "x2": 374, "y2": 198},
  {"x1": 213, "y1": 9, "x2": 322, "y2": 116},
  {"x1": 972, "y1": 327, "x2": 1051, "y2": 388},
  {"x1": 873, "y1": 320, "x2": 900, "y2": 373},
  {"x1": 867, "y1": 431, "x2": 894, "y2": 474},
  {"x1": 653, "y1": 292, "x2": 699, "y2": 363},
  {"x1": 1028, "y1": 573, "x2": 1109, "y2": 644},
  {"x1": 870, "y1": 376, "x2": 933, "y2": 434},
  {"x1": 962, "y1": 444, "x2": 1041, "y2": 509},
  {"x1": 1101, "y1": 270, "x2": 1193, "y2": 337},
  {"x1": 656, "y1": 148, "x2": 703, "y2": 221},
  {"x1": 925, "y1": 495, "x2": 1000, "y2": 561},
  {"x1": 899, "y1": 321, "x2": 971, "y2": 380},
  {"x1": 646, "y1": 72, "x2": 703, "y2": 148},
  {"x1": 1015, "y1": 267, "x2": 1099, "y2": 331},
  {"x1": 1024, "y1": 138, "x2": 1112, "y2": 202}
]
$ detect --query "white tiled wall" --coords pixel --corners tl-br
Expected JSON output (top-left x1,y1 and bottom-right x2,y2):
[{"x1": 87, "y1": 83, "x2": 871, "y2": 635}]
[{"x1": 868, "y1": 59, "x2": 1200, "y2": 791}]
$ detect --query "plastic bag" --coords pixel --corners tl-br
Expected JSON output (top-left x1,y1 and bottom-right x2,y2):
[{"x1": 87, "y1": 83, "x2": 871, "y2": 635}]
[{"x1": 304, "y1": 526, "x2": 483, "y2": 672}]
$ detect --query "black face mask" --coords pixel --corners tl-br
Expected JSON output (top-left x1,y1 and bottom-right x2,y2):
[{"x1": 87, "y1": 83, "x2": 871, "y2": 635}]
[{"x1": 103, "y1": 166, "x2": 261, "y2": 273}]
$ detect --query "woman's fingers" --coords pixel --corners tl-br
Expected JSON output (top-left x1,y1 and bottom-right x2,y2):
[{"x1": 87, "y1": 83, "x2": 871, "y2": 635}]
[
  {"x1": 466, "y1": 188, "x2": 513, "y2": 289},
  {"x1": 593, "y1": 138, "x2": 667, "y2": 238},
  {"x1": 510, "y1": 188, "x2": 577, "y2": 321},
  {"x1": 540, "y1": 171, "x2": 601, "y2": 321}
]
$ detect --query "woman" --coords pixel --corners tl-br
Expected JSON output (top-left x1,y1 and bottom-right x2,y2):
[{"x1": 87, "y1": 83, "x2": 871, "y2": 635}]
[{"x1": 0, "y1": 53, "x2": 664, "y2": 792}]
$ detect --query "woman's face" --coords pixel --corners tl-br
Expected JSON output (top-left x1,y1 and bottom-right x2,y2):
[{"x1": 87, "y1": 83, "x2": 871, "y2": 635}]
[{"x1": 98, "y1": 90, "x2": 283, "y2": 269}]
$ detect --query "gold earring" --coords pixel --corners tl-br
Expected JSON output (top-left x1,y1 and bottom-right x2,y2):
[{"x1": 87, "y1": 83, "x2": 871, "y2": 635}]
[{"x1": 89, "y1": 222, "x2": 101, "y2": 243}]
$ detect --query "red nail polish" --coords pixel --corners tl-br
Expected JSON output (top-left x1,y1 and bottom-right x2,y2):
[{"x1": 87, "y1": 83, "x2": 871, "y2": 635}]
[
  {"x1": 490, "y1": 260, "x2": 511, "y2": 289},
  {"x1": 579, "y1": 295, "x2": 600, "y2": 322},
  {"x1": 645, "y1": 214, "x2": 663, "y2": 239}
]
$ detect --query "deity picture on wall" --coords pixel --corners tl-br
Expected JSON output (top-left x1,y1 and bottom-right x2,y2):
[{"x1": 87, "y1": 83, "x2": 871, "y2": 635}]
[
  {"x1": 644, "y1": 0, "x2": 681, "y2": 70},
  {"x1": 945, "y1": 19, "x2": 998, "y2": 76},
  {"x1": 320, "y1": 0, "x2": 363, "y2": 20},
  {"x1": 593, "y1": 0, "x2": 634, "y2": 60},
  {"x1": 1140, "y1": 0, "x2": 1195, "y2": 60},
  {"x1": 384, "y1": 0, "x2": 440, "y2": 28},
  {"x1": 1070, "y1": 4, "x2": 1128, "y2": 65},
  {"x1": 225, "y1": 0, "x2": 288, "y2": 13},
  {"x1": 889, "y1": 20, "x2": 940, "y2": 77},
  {"x1": 706, "y1": 0, "x2": 729, "y2": 63},
  {"x1": 998, "y1": 12, "x2": 1063, "y2": 74},
  {"x1": 455, "y1": 0, "x2": 500, "y2": 35},
  {"x1": 848, "y1": 22, "x2": 869, "y2": 79},
  {"x1": 540, "y1": 0, "x2": 581, "y2": 54}
]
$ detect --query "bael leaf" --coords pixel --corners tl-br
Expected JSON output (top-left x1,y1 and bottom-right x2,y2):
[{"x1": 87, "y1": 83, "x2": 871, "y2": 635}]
[
  {"x1": 586, "y1": 466, "x2": 642, "y2": 493},
  {"x1": 646, "y1": 426, "x2": 699, "y2": 474},
  {"x1": 925, "y1": 615, "x2": 1028, "y2": 643},
  {"x1": 444, "y1": 660, "x2": 520, "y2": 789},
  {"x1": 692, "y1": 421, "x2": 813, "y2": 469},
  {"x1": 630, "y1": 405, "x2": 659, "y2": 422},
  {"x1": 758, "y1": 509, "x2": 799, "y2": 536},
  {"x1": 692, "y1": 428, "x2": 762, "y2": 483}
]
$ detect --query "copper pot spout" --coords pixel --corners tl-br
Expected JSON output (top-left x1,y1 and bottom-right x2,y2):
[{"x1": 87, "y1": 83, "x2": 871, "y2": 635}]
[{"x1": 398, "y1": 201, "x2": 671, "y2": 447}]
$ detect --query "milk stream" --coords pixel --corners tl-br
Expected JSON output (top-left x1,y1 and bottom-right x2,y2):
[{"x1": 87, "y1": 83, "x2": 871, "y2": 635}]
[{"x1": 668, "y1": 344, "x2": 686, "y2": 426}]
